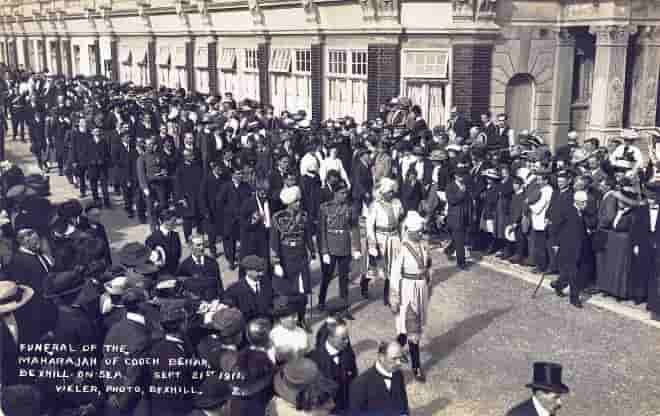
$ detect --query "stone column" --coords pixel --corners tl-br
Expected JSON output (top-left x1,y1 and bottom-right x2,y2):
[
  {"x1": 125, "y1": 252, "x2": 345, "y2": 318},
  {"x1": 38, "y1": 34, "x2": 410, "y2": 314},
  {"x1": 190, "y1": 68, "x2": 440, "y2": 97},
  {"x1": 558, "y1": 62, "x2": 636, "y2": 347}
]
[
  {"x1": 549, "y1": 29, "x2": 576, "y2": 151},
  {"x1": 587, "y1": 25, "x2": 636, "y2": 143},
  {"x1": 630, "y1": 26, "x2": 660, "y2": 134}
]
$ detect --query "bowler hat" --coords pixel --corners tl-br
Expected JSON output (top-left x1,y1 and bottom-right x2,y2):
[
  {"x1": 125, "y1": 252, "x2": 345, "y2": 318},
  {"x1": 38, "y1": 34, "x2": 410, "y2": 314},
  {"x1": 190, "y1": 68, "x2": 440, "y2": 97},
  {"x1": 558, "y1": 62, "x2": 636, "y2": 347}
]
[
  {"x1": 273, "y1": 358, "x2": 321, "y2": 405},
  {"x1": 44, "y1": 270, "x2": 85, "y2": 299},
  {"x1": 525, "y1": 362, "x2": 569, "y2": 394},
  {"x1": 271, "y1": 295, "x2": 306, "y2": 318}
]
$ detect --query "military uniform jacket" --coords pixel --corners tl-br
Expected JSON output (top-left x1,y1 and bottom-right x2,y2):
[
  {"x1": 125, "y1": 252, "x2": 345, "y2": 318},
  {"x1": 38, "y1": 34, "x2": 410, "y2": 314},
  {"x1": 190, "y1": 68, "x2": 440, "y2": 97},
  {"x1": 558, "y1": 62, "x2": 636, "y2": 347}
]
[
  {"x1": 270, "y1": 208, "x2": 315, "y2": 260},
  {"x1": 319, "y1": 201, "x2": 360, "y2": 257}
]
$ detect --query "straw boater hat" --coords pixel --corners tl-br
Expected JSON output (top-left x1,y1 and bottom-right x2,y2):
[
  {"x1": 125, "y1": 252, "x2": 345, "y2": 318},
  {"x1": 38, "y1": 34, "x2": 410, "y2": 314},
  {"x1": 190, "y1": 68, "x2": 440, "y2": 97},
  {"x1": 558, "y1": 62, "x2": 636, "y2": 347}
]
[{"x1": 0, "y1": 281, "x2": 34, "y2": 314}]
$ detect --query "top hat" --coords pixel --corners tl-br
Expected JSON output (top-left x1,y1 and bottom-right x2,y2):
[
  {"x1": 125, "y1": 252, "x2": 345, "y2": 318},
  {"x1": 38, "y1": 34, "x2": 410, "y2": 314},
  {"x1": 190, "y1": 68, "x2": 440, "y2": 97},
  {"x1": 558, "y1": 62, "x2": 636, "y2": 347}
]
[
  {"x1": 0, "y1": 281, "x2": 34, "y2": 315},
  {"x1": 525, "y1": 362, "x2": 569, "y2": 394},
  {"x1": 273, "y1": 358, "x2": 322, "y2": 405}
]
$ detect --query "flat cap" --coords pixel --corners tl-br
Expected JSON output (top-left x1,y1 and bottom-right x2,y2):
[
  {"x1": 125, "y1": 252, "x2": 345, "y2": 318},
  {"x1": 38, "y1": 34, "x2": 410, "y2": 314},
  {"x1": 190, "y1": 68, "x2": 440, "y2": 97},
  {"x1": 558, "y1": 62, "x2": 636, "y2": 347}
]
[
  {"x1": 211, "y1": 307, "x2": 245, "y2": 337},
  {"x1": 241, "y1": 255, "x2": 267, "y2": 273}
]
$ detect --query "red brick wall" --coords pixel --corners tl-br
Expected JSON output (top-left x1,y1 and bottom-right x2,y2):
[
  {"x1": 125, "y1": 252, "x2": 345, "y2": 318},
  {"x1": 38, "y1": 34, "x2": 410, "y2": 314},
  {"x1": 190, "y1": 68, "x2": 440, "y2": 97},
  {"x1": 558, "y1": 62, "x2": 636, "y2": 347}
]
[
  {"x1": 367, "y1": 43, "x2": 401, "y2": 121},
  {"x1": 452, "y1": 44, "x2": 493, "y2": 123},
  {"x1": 148, "y1": 40, "x2": 157, "y2": 88},
  {"x1": 311, "y1": 43, "x2": 323, "y2": 123},
  {"x1": 208, "y1": 41, "x2": 218, "y2": 95},
  {"x1": 258, "y1": 42, "x2": 270, "y2": 106}
]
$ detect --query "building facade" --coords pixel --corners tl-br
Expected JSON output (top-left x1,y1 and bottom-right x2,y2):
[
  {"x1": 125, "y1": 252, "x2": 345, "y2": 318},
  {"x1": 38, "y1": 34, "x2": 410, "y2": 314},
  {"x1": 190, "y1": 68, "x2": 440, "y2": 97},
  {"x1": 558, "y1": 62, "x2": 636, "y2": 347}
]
[{"x1": 0, "y1": 0, "x2": 659, "y2": 149}]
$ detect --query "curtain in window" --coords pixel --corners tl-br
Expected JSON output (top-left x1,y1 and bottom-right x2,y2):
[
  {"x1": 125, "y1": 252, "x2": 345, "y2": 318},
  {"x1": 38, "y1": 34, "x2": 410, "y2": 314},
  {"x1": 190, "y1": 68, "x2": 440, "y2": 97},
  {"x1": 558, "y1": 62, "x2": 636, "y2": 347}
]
[
  {"x1": 196, "y1": 69, "x2": 210, "y2": 94},
  {"x1": 176, "y1": 68, "x2": 187, "y2": 91},
  {"x1": 428, "y1": 85, "x2": 446, "y2": 128}
]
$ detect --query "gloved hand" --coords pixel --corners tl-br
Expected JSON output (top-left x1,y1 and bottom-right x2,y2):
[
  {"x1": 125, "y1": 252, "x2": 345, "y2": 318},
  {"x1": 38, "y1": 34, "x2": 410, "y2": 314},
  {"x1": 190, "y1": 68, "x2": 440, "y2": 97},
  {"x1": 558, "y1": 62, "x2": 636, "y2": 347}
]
[
  {"x1": 274, "y1": 264, "x2": 284, "y2": 277},
  {"x1": 322, "y1": 254, "x2": 331, "y2": 264}
]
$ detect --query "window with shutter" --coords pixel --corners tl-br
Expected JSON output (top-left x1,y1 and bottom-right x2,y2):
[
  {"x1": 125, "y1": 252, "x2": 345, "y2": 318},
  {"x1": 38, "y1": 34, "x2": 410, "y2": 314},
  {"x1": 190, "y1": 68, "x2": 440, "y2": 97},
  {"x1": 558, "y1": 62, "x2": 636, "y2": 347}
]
[
  {"x1": 269, "y1": 49, "x2": 291, "y2": 73},
  {"x1": 218, "y1": 48, "x2": 236, "y2": 71},
  {"x1": 328, "y1": 50, "x2": 347, "y2": 75},
  {"x1": 244, "y1": 48, "x2": 258, "y2": 71},
  {"x1": 403, "y1": 50, "x2": 449, "y2": 79}
]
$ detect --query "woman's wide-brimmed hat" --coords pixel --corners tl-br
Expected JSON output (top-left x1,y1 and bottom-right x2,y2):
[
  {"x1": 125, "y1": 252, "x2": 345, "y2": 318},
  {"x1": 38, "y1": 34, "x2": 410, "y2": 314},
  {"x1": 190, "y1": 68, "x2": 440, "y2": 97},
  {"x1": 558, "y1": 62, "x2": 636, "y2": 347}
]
[{"x1": 0, "y1": 281, "x2": 34, "y2": 314}]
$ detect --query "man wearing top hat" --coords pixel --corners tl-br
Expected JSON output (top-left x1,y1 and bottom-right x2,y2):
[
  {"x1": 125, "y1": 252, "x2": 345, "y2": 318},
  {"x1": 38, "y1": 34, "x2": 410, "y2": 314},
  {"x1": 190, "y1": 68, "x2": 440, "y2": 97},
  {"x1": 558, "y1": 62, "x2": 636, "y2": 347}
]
[
  {"x1": 87, "y1": 127, "x2": 112, "y2": 207},
  {"x1": 445, "y1": 165, "x2": 472, "y2": 270},
  {"x1": 506, "y1": 362, "x2": 569, "y2": 416}
]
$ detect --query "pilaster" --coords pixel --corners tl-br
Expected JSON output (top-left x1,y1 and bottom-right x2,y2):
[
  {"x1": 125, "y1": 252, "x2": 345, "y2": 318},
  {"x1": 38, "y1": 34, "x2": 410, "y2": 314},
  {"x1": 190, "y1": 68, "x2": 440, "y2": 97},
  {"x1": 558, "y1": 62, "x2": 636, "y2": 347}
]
[
  {"x1": 630, "y1": 26, "x2": 660, "y2": 135},
  {"x1": 587, "y1": 25, "x2": 636, "y2": 143},
  {"x1": 549, "y1": 28, "x2": 576, "y2": 152}
]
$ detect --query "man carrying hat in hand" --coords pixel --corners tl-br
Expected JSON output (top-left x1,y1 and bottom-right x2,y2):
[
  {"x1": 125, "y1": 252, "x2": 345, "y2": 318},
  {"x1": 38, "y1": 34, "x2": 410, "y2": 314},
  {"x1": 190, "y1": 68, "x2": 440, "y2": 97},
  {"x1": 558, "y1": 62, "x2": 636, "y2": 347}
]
[{"x1": 506, "y1": 362, "x2": 569, "y2": 416}]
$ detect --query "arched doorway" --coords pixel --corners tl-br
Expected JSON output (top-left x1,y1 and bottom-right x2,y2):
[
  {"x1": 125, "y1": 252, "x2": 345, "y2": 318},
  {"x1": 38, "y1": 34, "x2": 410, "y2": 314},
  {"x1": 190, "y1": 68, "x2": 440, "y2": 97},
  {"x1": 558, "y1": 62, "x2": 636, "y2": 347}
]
[{"x1": 505, "y1": 73, "x2": 535, "y2": 133}]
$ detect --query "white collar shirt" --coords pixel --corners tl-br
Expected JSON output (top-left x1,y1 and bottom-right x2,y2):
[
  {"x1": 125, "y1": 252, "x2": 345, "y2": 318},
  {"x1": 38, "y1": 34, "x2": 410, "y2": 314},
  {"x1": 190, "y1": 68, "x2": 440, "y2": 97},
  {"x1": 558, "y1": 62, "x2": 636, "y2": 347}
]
[
  {"x1": 532, "y1": 397, "x2": 551, "y2": 416},
  {"x1": 325, "y1": 341, "x2": 340, "y2": 364},
  {"x1": 375, "y1": 361, "x2": 393, "y2": 390}
]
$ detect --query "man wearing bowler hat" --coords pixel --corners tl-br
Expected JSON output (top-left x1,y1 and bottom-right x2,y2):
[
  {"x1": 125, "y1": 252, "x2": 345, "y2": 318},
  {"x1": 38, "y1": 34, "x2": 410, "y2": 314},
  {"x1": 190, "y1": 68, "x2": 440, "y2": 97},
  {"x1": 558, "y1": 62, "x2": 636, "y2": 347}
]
[{"x1": 506, "y1": 362, "x2": 569, "y2": 416}]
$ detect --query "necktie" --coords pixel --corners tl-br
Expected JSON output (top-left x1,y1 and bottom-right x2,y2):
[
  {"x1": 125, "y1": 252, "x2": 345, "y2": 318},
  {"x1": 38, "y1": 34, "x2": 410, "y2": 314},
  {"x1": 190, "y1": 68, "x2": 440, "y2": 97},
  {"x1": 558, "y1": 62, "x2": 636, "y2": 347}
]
[{"x1": 255, "y1": 282, "x2": 261, "y2": 295}]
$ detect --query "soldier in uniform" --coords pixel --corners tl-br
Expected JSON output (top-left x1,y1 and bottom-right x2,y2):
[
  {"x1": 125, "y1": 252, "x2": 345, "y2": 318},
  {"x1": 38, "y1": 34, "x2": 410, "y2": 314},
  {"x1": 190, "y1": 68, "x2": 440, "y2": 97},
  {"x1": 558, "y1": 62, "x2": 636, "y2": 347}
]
[
  {"x1": 270, "y1": 186, "x2": 316, "y2": 329},
  {"x1": 390, "y1": 211, "x2": 431, "y2": 382},
  {"x1": 365, "y1": 177, "x2": 404, "y2": 306},
  {"x1": 318, "y1": 180, "x2": 362, "y2": 318}
]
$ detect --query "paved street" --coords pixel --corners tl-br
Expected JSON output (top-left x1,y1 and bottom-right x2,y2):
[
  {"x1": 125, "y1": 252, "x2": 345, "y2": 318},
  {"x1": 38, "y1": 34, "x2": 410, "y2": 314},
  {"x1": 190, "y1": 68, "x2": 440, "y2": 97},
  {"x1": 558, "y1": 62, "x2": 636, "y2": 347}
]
[{"x1": 7, "y1": 139, "x2": 660, "y2": 416}]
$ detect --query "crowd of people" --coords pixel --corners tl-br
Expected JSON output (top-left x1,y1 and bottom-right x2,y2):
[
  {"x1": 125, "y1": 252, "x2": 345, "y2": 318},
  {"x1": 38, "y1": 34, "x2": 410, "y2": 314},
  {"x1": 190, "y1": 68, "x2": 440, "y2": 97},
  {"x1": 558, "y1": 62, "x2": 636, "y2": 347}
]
[{"x1": 0, "y1": 67, "x2": 658, "y2": 415}]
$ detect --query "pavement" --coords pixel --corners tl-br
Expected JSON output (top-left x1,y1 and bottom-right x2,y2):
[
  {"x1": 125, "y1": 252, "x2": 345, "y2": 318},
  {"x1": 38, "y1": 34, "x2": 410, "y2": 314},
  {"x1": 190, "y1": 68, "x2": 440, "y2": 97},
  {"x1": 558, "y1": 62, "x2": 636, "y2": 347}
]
[{"x1": 6, "y1": 138, "x2": 660, "y2": 416}]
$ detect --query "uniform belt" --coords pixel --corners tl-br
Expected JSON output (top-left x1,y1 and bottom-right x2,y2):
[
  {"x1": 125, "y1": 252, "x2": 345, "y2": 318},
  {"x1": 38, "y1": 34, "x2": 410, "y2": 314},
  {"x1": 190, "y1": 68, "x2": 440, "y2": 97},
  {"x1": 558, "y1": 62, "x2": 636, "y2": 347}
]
[
  {"x1": 283, "y1": 240, "x2": 303, "y2": 247},
  {"x1": 327, "y1": 229, "x2": 346, "y2": 234},
  {"x1": 402, "y1": 272, "x2": 427, "y2": 281}
]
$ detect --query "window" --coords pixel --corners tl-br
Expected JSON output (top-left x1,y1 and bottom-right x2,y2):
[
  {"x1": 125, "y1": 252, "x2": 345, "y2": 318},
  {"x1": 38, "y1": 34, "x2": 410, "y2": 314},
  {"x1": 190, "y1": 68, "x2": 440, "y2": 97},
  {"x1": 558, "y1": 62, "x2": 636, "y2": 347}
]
[
  {"x1": 36, "y1": 41, "x2": 44, "y2": 71},
  {"x1": 328, "y1": 50, "x2": 347, "y2": 75},
  {"x1": 295, "y1": 49, "x2": 311, "y2": 73},
  {"x1": 351, "y1": 51, "x2": 367, "y2": 76},
  {"x1": 0, "y1": 44, "x2": 5, "y2": 64},
  {"x1": 403, "y1": 50, "x2": 449, "y2": 79},
  {"x1": 196, "y1": 69, "x2": 210, "y2": 93},
  {"x1": 158, "y1": 47, "x2": 171, "y2": 66},
  {"x1": 270, "y1": 49, "x2": 291, "y2": 73},
  {"x1": 104, "y1": 59, "x2": 112, "y2": 78},
  {"x1": 219, "y1": 48, "x2": 236, "y2": 70},
  {"x1": 572, "y1": 48, "x2": 594, "y2": 105},
  {"x1": 244, "y1": 48, "x2": 258, "y2": 71},
  {"x1": 49, "y1": 41, "x2": 58, "y2": 73},
  {"x1": 73, "y1": 45, "x2": 81, "y2": 75},
  {"x1": 88, "y1": 44, "x2": 98, "y2": 74}
]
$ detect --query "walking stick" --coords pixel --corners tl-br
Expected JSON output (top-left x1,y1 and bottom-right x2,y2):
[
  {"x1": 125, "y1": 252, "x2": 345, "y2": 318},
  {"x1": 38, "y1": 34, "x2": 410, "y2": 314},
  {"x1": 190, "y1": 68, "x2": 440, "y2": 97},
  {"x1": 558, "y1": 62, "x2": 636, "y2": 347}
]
[{"x1": 532, "y1": 272, "x2": 546, "y2": 299}]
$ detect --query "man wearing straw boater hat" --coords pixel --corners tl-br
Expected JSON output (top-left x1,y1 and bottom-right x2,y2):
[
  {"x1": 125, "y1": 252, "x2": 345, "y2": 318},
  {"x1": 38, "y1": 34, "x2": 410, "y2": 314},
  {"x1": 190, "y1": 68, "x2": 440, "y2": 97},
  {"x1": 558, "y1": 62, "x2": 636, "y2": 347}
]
[
  {"x1": 0, "y1": 280, "x2": 34, "y2": 386},
  {"x1": 506, "y1": 362, "x2": 570, "y2": 416}
]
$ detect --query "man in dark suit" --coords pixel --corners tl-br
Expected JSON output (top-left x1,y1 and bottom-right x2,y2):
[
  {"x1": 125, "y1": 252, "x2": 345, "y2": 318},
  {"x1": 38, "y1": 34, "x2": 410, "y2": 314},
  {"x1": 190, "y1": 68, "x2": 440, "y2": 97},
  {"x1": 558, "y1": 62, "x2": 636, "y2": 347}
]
[
  {"x1": 545, "y1": 170, "x2": 574, "y2": 275},
  {"x1": 351, "y1": 149, "x2": 374, "y2": 220},
  {"x1": 222, "y1": 255, "x2": 273, "y2": 323},
  {"x1": 87, "y1": 127, "x2": 112, "y2": 207},
  {"x1": 448, "y1": 106, "x2": 469, "y2": 140},
  {"x1": 349, "y1": 340, "x2": 409, "y2": 416},
  {"x1": 101, "y1": 289, "x2": 152, "y2": 416},
  {"x1": 445, "y1": 167, "x2": 472, "y2": 270},
  {"x1": 144, "y1": 302, "x2": 194, "y2": 416},
  {"x1": 178, "y1": 236, "x2": 223, "y2": 302},
  {"x1": 111, "y1": 132, "x2": 138, "y2": 218},
  {"x1": 269, "y1": 154, "x2": 291, "y2": 214},
  {"x1": 217, "y1": 168, "x2": 253, "y2": 270},
  {"x1": 6, "y1": 228, "x2": 57, "y2": 345},
  {"x1": 506, "y1": 362, "x2": 569, "y2": 416},
  {"x1": 308, "y1": 317, "x2": 357, "y2": 414},
  {"x1": 70, "y1": 118, "x2": 94, "y2": 198},
  {"x1": 145, "y1": 209, "x2": 182, "y2": 275},
  {"x1": 239, "y1": 178, "x2": 272, "y2": 273},
  {"x1": 199, "y1": 160, "x2": 228, "y2": 258},
  {"x1": 550, "y1": 190, "x2": 592, "y2": 308}
]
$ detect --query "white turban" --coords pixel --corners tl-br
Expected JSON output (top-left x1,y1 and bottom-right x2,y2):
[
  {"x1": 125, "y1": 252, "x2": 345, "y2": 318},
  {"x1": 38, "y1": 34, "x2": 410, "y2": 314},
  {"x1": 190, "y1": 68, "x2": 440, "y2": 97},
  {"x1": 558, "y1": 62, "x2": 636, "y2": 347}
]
[
  {"x1": 574, "y1": 190, "x2": 588, "y2": 203},
  {"x1": 378, "y1": 178, "x2": 398, "y2": 196},
  {"x1": 280, "y1": 186, "x2": 302, "y2": 205},
  {"x1": 300, "y1": 154, "x2": 320, "y2": 175},
  {"x1": 404, "y1": 211, "x2": 425, "y2": 233}
]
